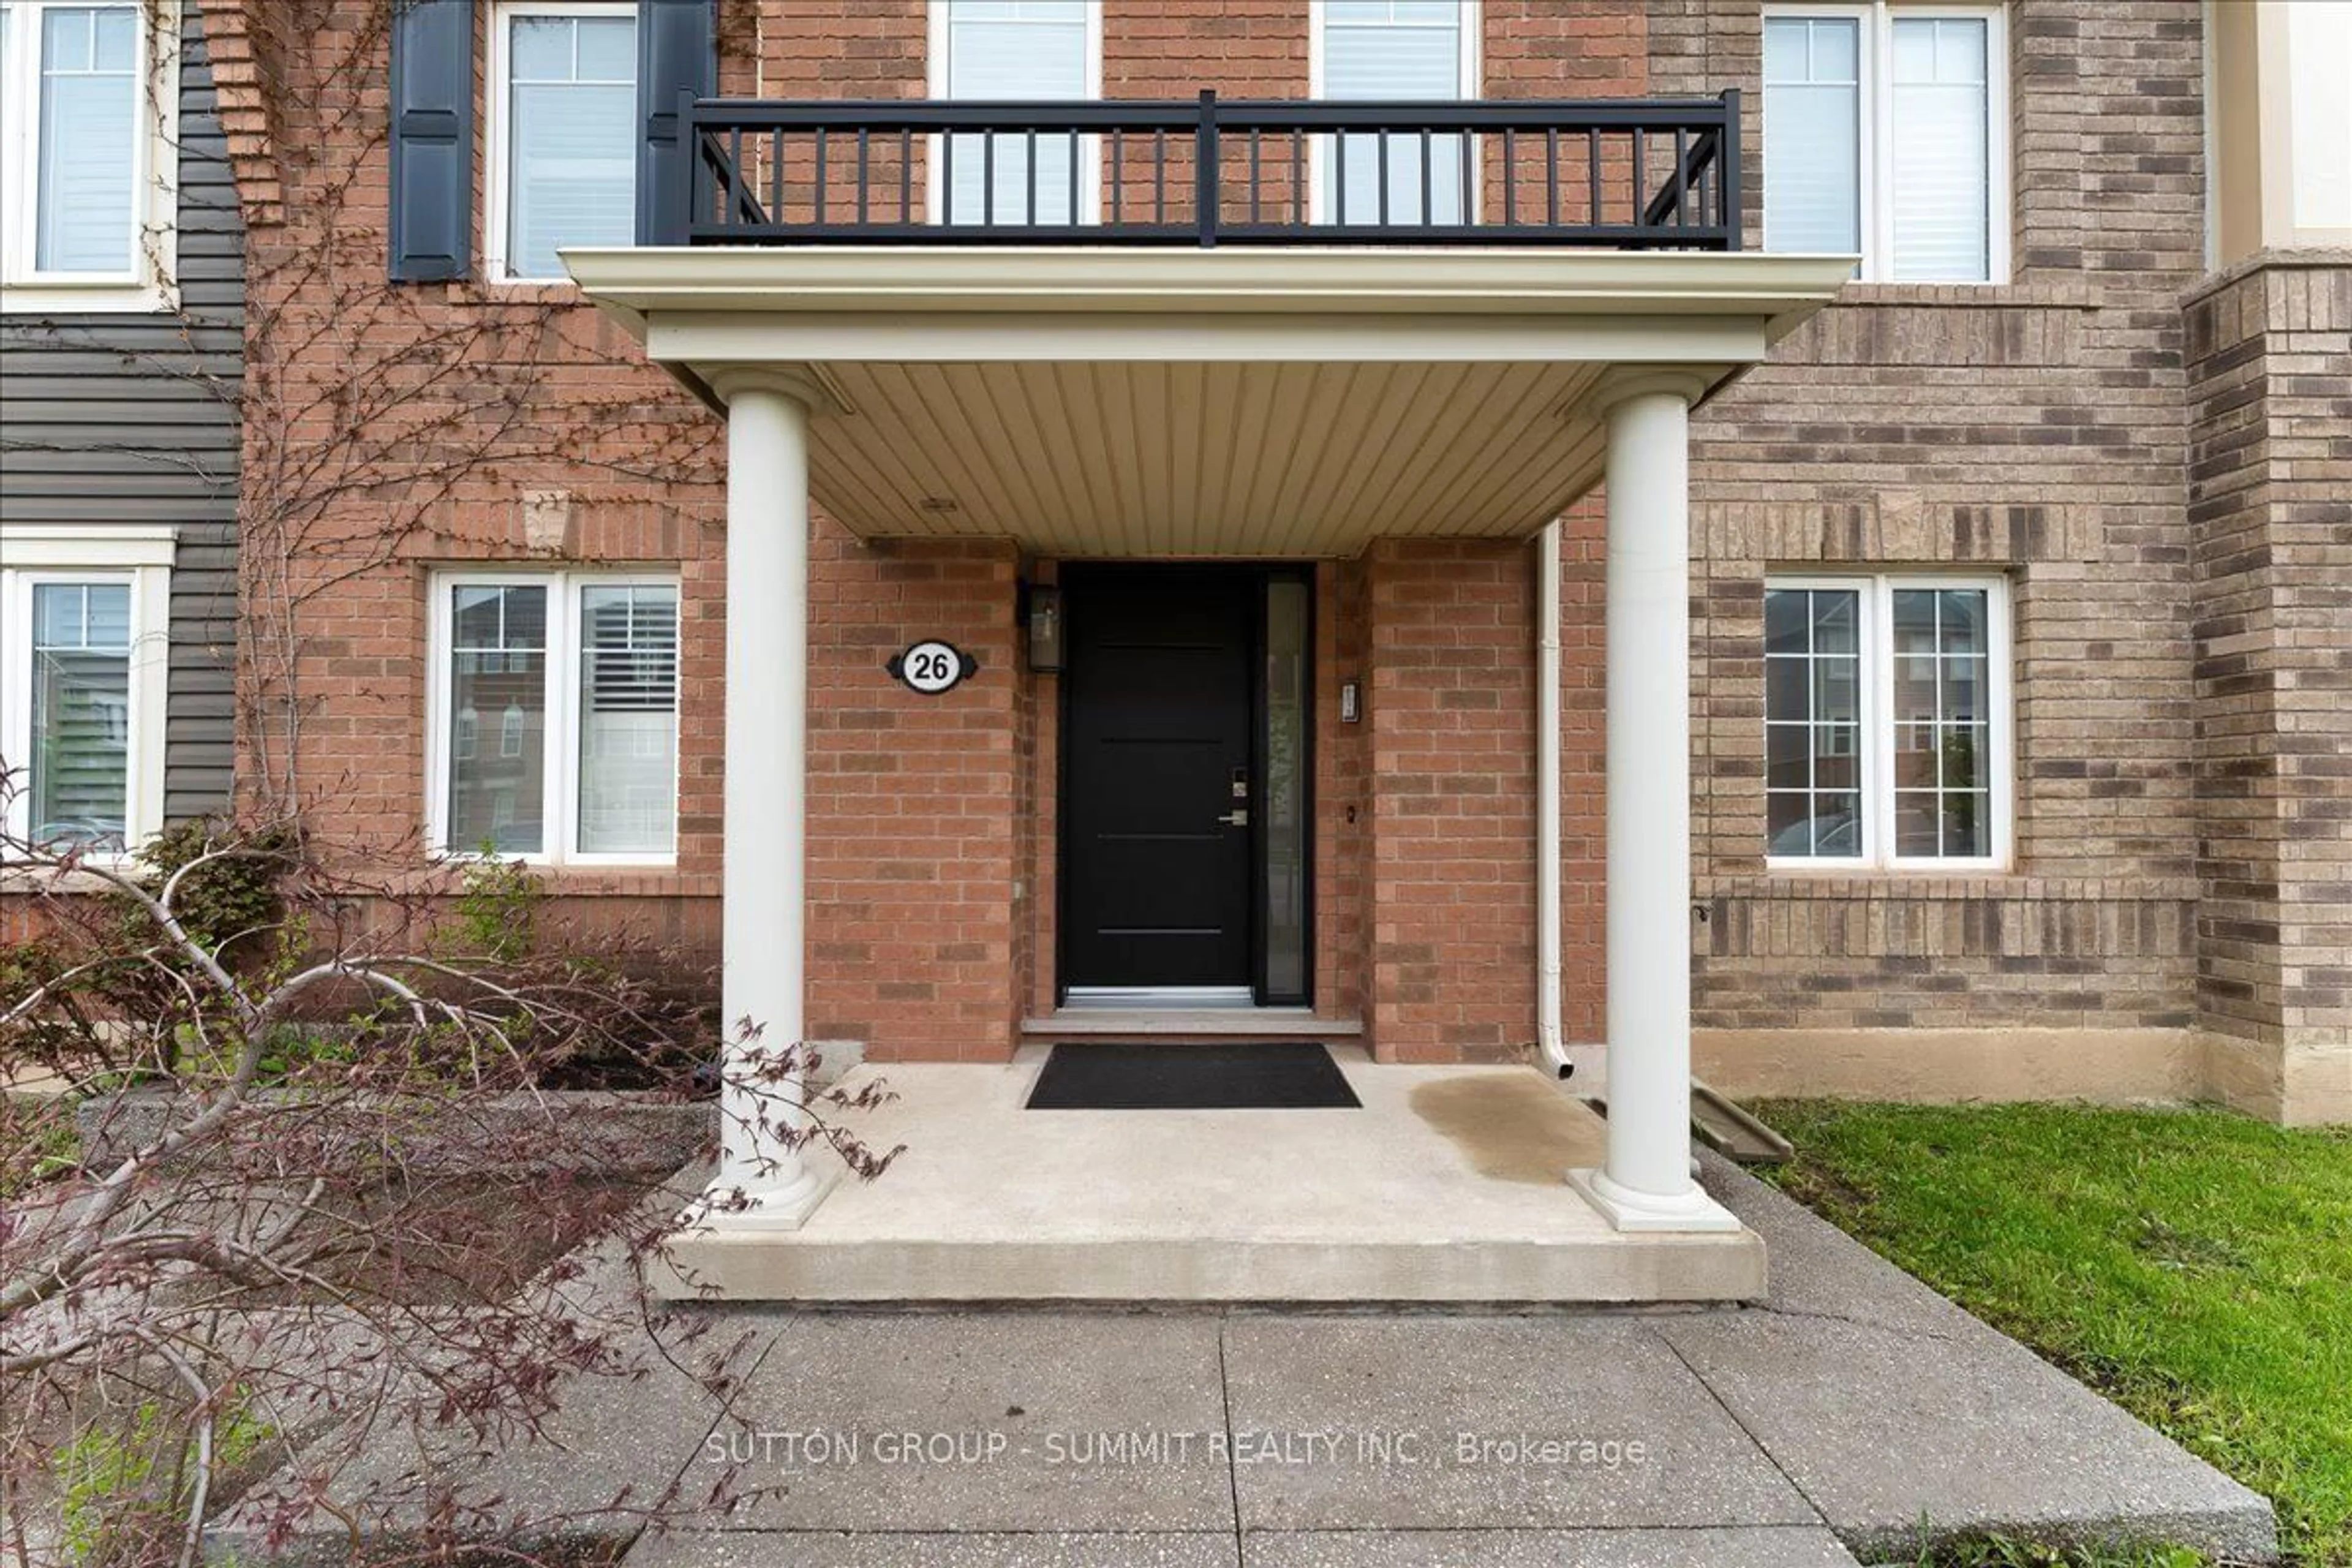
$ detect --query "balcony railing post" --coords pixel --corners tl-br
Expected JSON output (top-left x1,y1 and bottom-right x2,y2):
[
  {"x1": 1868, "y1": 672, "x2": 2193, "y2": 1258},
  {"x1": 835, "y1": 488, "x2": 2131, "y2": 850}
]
[
  {"x1": 1719, "y1": 88, "x2": 1743, "y2": 251},
  {"x1": 667, "y1": 87, "x2": 699, "y2": 244},
  {"x1": 1197, "y1": 89, "x2": 1219, "y2": 248}
]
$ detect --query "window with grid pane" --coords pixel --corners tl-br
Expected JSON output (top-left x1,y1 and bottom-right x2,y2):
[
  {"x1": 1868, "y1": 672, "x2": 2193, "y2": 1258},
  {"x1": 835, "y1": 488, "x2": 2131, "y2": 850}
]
[
  {"x1": 1889, "y1": 586, "x2": 1991, "y2": 858},
  {"x1": 1764, "y1": 587, "x2": 1863, "y2": 859},
  {"x1": 434, "y1": 573, "x2": 679, "y2": 863},
  {"x1": 1316, "y1": 0, "x2": 1469, "y2": 226},
  {"x1": 497, "y1": 5, "x2": 637, "y2": 280},
  {"x1": 940, "y1": 0, "x2": 1090, "y2": 227},
  {"x1": 447, "y1": 584, "x2": 550, "y2": 854},
  {"x1": 1765, "y1": 575, "x2": 2007, "y2": 867},
  {"x1": 28, "y1": 581, "x2": 132, "y2": 851},
  {"x1": 1762, "y1": 4, "x2": 2003, "y2": 284}
]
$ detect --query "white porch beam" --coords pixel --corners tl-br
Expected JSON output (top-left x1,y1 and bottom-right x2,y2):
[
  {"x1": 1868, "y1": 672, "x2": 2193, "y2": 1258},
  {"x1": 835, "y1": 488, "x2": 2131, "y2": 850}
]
[
  {"x1": 1567, "y1": 374, "x2": 1741, "y2": 1234},
  {"x1": 700, "y1": 371, "x2": 832, "y2": 1231}
]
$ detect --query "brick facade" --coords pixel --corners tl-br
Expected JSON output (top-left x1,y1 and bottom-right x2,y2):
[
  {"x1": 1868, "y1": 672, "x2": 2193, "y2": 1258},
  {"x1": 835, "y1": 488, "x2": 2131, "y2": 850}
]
[
  {"x1": 2184, "y1": 255, "x2": 2352, "y2": 1123},
  {"x1": 1643, "y1": 0, "x2": 2287, "y2": 1103},
  {"x1": 168, "y1": 0, "x2": 2348, "y2": 1119}
]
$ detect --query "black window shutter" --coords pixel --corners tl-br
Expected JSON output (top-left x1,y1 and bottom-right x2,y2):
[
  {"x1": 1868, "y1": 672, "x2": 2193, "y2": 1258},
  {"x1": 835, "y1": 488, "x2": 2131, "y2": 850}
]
[
  {"x1": 638, "y1": 0, "x2": 717, "y2": 244},
  {"x1": 388, "y1": 0, "x2": 473, "y2": 282}
]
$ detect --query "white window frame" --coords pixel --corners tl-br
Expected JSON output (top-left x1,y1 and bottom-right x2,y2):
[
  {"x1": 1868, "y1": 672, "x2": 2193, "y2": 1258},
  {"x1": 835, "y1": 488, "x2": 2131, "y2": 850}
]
[
  {"x1": 483, "y1": 0, "x2": 639, "y2": 286},
  {"x1": 0, "y1": 0, "x2": 181, "y2": 313},
  {"x1": 1760, "y1": 1, "x2": 2010, "y2": 285},
  {"x1": 1306, "y1": 0, "x2": 1483, "y2": 226},
  {"x1": 425, "y1": 568, "x2": 680, "y2": 867},
  {"x1": 0, "y1": 525, "x2": 173, "y2": 859},
  {"x1": 924, "y1": 0, "x2": 1104, "y2": 228},
  {"x1": 1763, "y1": 571, "x2": 2013, "y2": 873}
]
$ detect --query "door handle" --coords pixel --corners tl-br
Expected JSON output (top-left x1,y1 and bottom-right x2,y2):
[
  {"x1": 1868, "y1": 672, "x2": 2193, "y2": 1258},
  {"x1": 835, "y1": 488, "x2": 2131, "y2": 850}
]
[{"x1": 1218, "y1": 809, "x2": 1249, "y2": 827}]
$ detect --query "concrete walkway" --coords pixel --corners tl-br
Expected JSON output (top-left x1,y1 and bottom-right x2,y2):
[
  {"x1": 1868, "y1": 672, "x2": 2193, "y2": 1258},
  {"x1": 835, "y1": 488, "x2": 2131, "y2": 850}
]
[{"x1": 211, "y1": 1156, "x2": 2277, "y2": 1568}]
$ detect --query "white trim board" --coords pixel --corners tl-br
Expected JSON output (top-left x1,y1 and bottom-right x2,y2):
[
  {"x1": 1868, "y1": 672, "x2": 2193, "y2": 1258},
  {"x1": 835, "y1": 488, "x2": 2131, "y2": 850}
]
[{"x1": 0, "y1": 524, "x2": 177, "y2": 568}]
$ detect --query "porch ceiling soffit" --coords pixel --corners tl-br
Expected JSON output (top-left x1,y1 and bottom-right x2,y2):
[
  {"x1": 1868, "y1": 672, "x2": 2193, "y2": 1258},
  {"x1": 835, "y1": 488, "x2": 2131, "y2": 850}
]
[{"x1": 565, "y1": 247, "x2": 1853, "y2": 557}]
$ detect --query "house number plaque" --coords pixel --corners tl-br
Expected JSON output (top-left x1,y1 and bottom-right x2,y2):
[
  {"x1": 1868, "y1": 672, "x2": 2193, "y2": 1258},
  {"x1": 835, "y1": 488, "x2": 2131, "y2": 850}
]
[{"x1": 887, "y1": 640, "x2": 979, "y2": 695}]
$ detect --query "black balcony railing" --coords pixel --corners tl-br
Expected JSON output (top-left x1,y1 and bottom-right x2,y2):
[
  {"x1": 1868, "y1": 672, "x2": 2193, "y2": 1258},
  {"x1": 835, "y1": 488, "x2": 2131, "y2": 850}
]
[{"x1": 660, "y1": 89, "x2": 1740, "y2": 251}]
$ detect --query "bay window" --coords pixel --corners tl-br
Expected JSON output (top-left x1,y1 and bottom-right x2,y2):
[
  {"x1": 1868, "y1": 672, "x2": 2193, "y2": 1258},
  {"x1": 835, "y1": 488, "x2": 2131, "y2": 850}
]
[
  {"x1": 0, "y1": 529, "x2": 172, "y2": 856},
  {"x1": 1762, "y1": 4, "x2": 2007, "y2": 283},
  {"x1": 1765, "y1": 575, "x2": 2011, "y2": 869},
  {"x1": 488, "y1": 2, "x2": 638, "y2": 282},
  {"x1": 0, "y1": 0, "x2": 176, "y2": 310},
  {"x1": 428, "y1": 572, "x2": 679, "y2": 862}
]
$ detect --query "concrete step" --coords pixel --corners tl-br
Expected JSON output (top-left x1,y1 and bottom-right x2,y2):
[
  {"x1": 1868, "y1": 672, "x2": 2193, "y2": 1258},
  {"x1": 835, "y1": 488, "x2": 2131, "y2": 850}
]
[{"x1": 648, "y1": 1055, "x2": 1764, "y2": 1304}]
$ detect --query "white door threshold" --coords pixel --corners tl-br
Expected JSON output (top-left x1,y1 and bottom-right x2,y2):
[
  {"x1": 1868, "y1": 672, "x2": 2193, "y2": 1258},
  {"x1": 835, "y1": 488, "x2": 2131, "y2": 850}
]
[{"x1": 1021, "y1": 1009, "x2": 1362, "y2": 1038}]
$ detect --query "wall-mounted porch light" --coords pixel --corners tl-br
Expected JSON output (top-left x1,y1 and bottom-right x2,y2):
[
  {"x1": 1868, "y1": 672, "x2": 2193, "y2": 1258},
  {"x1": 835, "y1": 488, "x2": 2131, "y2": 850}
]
[{"x1": 1025, "y1": 583, "x2": 1064, "y2": 673}]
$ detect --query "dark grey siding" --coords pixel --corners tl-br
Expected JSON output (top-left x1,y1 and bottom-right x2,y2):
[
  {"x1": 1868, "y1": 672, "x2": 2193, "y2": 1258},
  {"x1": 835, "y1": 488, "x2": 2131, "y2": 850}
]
[{"x1": 0, "y1": 3, "x2": 244, "y2": 821}]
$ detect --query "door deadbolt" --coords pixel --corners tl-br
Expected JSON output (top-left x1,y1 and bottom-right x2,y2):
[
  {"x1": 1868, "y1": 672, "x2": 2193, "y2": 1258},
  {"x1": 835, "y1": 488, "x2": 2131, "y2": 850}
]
[{"x1": 1218, "y1": 809, "x2": 1250, "y2": 827}]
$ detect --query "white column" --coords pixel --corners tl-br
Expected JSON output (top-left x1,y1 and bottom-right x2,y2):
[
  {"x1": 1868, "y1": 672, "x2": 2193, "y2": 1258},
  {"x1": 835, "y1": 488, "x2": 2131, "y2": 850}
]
[
  {"x1": 1567, "y1": 376, "x2": 1740, "y2": 1233},
  {"x1": 704, "y1": 373, "x2": 829, "y2": 1231}
]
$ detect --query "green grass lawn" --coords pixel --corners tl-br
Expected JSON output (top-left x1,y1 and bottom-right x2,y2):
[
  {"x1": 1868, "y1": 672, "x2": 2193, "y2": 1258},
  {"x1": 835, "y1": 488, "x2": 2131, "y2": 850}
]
[{"x1": 1755, "y1": 1101, "x2": 2352, "y2": 1567}]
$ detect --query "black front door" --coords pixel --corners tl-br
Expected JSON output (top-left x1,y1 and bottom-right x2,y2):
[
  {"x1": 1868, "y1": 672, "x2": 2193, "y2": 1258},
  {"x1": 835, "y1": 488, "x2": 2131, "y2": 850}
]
[{"x1": 1062, "y1": 567, "x2": 1256, "y2": 992}]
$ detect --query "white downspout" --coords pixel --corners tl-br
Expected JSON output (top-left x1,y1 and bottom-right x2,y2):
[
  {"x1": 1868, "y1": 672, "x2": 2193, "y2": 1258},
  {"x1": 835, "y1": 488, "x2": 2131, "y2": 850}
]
[{"x1": 1536, "y1": 519, "x2": 1572, "y2": 1081}]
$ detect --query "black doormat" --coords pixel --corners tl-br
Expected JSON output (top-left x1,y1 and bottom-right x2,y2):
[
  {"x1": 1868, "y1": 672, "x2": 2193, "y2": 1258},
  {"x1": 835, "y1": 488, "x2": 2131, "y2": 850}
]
[{"x1": 1025, "y1": 1042, "x2": 1361, "y2": 1110}]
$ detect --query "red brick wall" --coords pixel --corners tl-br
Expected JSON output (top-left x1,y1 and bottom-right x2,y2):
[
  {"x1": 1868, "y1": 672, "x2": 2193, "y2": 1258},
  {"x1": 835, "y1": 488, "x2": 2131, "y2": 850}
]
[
  {"x1": 1363, "y1": 540, "x2": 1539, "y2": 1061},
  {"x1": 757, "y1": 0, "x2": 926, "y2": 98},
  {"x1": 1557, "y1": 494, "x2": 1610, "y2": 1046},
  {"x1": 1352, "y1": 509, "x2": 1610, "y2": 1062},
  {"x1": 225, "y1": 1, "x2": 1031, "y2": 1064},
  {"x1": 195, "y1": 0, "x2": 1651, "y2": 1068},
  {"x1": 805, "y1": 538, "x2": 1022, "y2": 1061},
  {"x1": 1105, "y1": 0, "x2": 1306, "y2": 94},
  {"x1": 1317, "y1": 560, "x2": 1371, "y2": 1027},
  {"x1": 1016, "y1": 560, "x2": 1059, "y2": 1024}
]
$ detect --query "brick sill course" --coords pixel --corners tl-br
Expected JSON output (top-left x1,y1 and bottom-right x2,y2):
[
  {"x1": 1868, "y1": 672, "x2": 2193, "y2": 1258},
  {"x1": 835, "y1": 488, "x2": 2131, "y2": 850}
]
[{"x1": 1700, "y1": 873, "x2": 2201, "y2": 902}]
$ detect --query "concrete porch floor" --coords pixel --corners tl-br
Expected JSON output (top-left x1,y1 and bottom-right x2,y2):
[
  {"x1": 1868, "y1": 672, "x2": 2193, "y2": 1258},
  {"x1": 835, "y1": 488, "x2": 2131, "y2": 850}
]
[{"x1": 650, "y1": 1048, "x2": 1764, "y2": 1303}]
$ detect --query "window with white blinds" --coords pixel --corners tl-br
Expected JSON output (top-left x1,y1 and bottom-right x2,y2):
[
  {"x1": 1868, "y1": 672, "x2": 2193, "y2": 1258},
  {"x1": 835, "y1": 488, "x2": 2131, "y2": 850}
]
[
  {"x1": 431, "y1": 572, "x2": 679, "y2": 862},
  {"x1": 576, "y1": 584, "x2": 678, "y2": 856},
  {"x1": 1313, "y1": 0, "x2": 1474, "y2": 225},
  {"x1": 492, "y1": 4, "x2": 638, "y2": 281},
  {"x1": 0, "y1": 0, "x2": 175, "y2": 301},
  {"x1": 1763, "y1": 4, "x2": 2006, "y2": 284},
  {"x1": 937, "y1": 0, "x2": 1094, "y2": 227},
  {"x1": 1, "y1": 539, "x2": 170, "y2": 859},
  {"x1": 1760, "y1": 15, "x2": 1860, "y2": 257}
]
